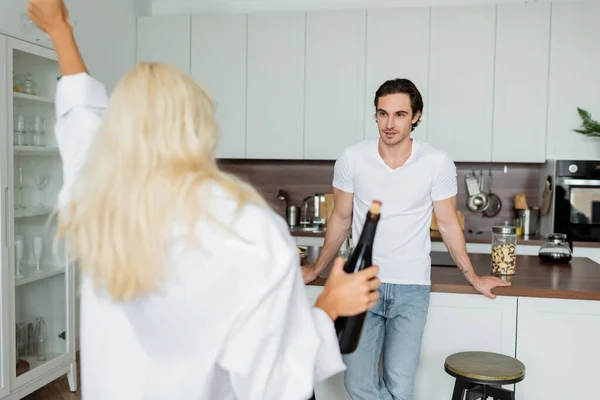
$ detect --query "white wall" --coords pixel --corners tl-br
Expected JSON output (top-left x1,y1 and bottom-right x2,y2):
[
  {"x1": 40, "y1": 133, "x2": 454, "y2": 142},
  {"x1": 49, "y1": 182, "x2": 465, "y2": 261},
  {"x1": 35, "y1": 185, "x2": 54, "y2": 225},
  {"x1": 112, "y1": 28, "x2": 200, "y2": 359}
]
[
  {"x1": 151, "y1": 0, "x2": 585, "y2": 15},
  {"x1": 0, "y1": 0, "x2": 148, "y2": 92}
]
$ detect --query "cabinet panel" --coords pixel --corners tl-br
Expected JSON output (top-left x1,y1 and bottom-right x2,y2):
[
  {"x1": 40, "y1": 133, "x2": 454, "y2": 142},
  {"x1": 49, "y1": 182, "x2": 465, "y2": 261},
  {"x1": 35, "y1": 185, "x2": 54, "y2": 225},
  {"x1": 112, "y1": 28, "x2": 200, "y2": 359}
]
[
  {"x1": 493, "y1": 3, "x2": 551, "y2": 163},
  {"x1": 428, "y1": 6, "x2": 496, "y2": 162},
  {"x1": 191, "y1": 14, "x2": 247, "y2": 159},
  {"x1": 516, "y1": 297, "x2": 600, "y2": 399},
  {"x1": 304, "y1": 10, "x2": 366, "y2": 160},
  {"x1": 246, "y1": 13, "x2": 305, "y2": 159},
  {"x1": 546, "y1": 2, "x2": 600, "y2": 161},
  {"x1": 136, "y1": 16, "x2": 191, "y2": 74},
  {"x1": 365, "y1": 8, "x2": 430, "y2": 142}
]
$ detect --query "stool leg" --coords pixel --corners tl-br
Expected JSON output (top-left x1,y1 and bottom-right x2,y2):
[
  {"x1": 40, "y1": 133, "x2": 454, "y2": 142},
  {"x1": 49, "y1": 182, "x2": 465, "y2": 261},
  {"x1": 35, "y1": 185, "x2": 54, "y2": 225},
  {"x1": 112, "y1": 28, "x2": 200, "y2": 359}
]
[
  {"x1": 452, "y1": 379, "x2": 477, "y2": 400},
  {"x1": 485, "y1": 386, "x2": 515, "y2": 400},
  {"x1": 308, "y1": 391, "x2": 316, "y2": 400}
]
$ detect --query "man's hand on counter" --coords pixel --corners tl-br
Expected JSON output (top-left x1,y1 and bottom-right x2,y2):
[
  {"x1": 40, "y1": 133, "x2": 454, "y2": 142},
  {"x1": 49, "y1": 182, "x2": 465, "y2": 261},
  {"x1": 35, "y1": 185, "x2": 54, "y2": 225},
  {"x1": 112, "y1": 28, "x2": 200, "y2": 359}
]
[{"x1": 468, "y1": 272, "x2": 511, "y2": 299}]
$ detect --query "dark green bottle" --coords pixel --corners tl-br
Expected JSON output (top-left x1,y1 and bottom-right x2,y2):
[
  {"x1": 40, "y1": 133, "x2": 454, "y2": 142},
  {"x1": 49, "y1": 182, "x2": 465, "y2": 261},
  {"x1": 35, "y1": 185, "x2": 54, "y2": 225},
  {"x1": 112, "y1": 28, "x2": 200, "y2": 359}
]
[{"x1": 335, "y1": 200, "x2": 381, "y2": 354}]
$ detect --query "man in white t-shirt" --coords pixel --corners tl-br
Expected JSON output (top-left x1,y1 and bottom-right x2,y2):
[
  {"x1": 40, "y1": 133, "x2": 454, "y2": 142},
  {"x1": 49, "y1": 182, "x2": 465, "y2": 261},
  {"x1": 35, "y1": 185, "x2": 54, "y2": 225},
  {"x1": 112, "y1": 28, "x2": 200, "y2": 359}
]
[{"x1": 302, "y1": 79, "x2": 510, "y2": 399}]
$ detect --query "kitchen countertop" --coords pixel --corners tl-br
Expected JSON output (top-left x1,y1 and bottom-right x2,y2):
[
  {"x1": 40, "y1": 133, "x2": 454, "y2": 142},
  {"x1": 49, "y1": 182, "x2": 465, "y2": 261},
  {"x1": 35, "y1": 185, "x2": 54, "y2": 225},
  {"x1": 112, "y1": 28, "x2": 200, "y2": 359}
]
[
  {"x1": 291, "y1": 227, "x2": 600, "y2": 248},
  {"x1": 307, "y1": 253, "x2": 600, "y2": 301}
]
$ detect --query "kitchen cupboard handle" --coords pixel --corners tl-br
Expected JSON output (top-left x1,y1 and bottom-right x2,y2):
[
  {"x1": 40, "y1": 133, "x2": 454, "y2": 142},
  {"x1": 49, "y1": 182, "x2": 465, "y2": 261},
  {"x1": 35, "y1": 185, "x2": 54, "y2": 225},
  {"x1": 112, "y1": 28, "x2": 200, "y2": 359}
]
[{"x1": 3, "y1": 186, "x2": 8, "y2": 248}]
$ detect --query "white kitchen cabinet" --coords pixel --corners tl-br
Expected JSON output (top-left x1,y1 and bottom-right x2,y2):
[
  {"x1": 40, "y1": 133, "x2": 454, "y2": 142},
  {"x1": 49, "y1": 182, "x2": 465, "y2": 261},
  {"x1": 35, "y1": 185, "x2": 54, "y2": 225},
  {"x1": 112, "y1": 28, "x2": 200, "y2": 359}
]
[
  {"x1": 516, "y1": 297, "x2": 600, "y2": 399},
  {"x1": 136, "y1": 16, "x2": 191, "y2": 74},
  {"x1": 1, "y1": 36, "x2": 77, "y2": 400},
  {"x1": 546, "y1": 2, "x2": 600, "y2": 161},
  {"x1": 305, "y1": 286, "x2": 517, "y2": 400},
  {"x1": 364, "y1": 8, "x2": 430, "y2": 142},
  {"x1": 246, "y1": 12, "x2": 305, "y2": 159},
  {"x1": 428, "y1": 6, "x2": 496, "y2": 162},
  {"x1": 304, "y1": 10, "x2": 366, "y2": 160},
  {"x1": 492, "y1": 3, "x2": 551, "y2": 163},
  {"x1": 414, "y1": 293, "x2": 517, "y2": 399},
  {"x1": 191, "y1": 14, "x2": 247, "y2": 159}
]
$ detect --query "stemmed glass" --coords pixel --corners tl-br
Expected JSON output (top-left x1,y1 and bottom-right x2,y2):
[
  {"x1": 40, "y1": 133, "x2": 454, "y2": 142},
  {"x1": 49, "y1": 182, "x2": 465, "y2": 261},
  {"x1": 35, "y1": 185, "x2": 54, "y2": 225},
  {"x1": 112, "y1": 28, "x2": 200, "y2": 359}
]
[
  {"x1": 34, "y1": 173, "x2": 50, "y2": 206},
  {"x1": 33, "y1": 236, "x2": 43, "y2": 274},
  {"x1": 15, "y1": 167, "x2": 25, "y2": 210}
]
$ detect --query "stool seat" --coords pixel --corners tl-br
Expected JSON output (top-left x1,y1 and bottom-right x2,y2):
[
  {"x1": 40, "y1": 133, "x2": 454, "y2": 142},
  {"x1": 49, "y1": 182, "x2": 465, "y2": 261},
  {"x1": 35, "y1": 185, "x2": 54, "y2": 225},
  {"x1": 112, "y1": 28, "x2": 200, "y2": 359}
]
[{"x1": 444, "y1": 351, "x2": 525, "y2": 385}]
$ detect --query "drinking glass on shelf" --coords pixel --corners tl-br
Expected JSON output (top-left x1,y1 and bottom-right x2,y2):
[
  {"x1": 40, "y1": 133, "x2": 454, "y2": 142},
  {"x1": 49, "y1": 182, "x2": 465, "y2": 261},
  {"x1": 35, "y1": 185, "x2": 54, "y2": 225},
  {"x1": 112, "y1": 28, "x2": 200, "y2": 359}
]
[
  {"x1": 32, "y1": 117, "x2": 47, "y2": 147},
  {"x1": 21, "y1": 74, "x2": 37, "y2": 96},
  {"x1": 14, "y1": 115, "x2": 26, "y2": 146},
  {"x1": 34, "y1": 173, "x2": 50, "y2": 206},
  {"x1": 33, "y1": 236, "x2": 43, "y2": 274},
  {"x1": 15, "y1": 235, "x2": 24, "y2": 278},
  {"x1": 15, "y1": 167, "x2": 25, "y2": 210}
]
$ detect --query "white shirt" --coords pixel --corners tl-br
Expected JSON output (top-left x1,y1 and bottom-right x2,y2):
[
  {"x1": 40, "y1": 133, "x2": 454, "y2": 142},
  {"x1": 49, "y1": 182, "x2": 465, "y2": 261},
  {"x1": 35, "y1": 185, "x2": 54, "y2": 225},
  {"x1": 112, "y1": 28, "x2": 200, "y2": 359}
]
[
  {"x1": 54, "y1": 73, "x2": 345, "y2": 400},
  {"x1": 333, "y1": 138, "x2": 457, "y2": 285}
]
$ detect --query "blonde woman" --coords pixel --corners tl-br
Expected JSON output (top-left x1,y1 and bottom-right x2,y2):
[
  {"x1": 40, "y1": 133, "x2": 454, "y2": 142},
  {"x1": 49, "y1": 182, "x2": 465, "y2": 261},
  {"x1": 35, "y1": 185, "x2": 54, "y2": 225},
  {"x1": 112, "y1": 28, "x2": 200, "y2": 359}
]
[{"x1": 28, "y1": 0, "x2": 380, "y2": 399}]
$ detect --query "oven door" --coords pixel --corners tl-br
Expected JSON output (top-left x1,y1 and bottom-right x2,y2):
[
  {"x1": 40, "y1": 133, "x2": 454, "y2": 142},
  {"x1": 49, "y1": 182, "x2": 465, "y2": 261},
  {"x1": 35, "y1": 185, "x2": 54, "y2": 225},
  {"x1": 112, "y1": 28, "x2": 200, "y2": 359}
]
[{"x1": 555, "y1": 178, "x2": 600, "y2": 242}]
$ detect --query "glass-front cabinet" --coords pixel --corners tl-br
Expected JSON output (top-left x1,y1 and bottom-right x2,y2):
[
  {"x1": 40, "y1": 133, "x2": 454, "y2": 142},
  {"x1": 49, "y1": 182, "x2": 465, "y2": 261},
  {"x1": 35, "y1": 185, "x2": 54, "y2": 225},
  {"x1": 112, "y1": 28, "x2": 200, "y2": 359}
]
[{"x1": 1, "y1": 35, "x2": 77, "y2": 399}]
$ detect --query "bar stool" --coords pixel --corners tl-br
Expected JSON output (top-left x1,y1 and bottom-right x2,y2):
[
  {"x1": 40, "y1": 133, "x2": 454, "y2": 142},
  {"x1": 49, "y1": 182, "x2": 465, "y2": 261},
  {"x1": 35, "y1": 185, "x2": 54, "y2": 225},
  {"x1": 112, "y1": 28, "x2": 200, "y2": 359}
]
[{"x1": 444, "y1": 351, "x2": 525, "y2": 400}]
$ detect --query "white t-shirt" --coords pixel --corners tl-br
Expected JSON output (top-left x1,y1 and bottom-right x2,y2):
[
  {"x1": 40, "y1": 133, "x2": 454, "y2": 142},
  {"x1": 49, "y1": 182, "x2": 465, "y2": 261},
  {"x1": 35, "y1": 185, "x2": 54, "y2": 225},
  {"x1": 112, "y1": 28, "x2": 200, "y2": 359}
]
[
  {"x1": 333, "y1": 138, "x2": 457, "y2": 285},
  {"x1": 54, "y1": 73, "x2": 345, "y2": 400}
]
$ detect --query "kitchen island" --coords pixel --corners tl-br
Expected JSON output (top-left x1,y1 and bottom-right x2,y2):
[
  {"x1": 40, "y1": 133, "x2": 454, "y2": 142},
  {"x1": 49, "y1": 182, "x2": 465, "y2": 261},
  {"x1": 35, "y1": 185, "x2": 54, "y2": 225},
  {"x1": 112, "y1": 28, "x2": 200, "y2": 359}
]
[{"x1": 304, "y1": 254, "x2": 600, "y2": 400}]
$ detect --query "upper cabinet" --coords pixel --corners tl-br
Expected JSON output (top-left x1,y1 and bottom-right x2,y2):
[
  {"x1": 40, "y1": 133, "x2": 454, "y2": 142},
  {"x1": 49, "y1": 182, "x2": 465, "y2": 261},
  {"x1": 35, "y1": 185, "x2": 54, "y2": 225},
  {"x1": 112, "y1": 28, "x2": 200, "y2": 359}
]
[
  {"x1": 364, "y1": 8, "x2": 430, "y2": 142},
  {"x1": 191, "y1": 15, "x2": 247, "y2": 159},
  {"x1": 304, "y1": 10, "x2": 366, "y2": 160},
  {"x1": 135, "y1": 5, "x2": 600, "y2": 163},
  {"x1": 546, "y1": 2, "x2": 600, "y2": 161},
  {"x1": 246, "y1": 12, "x2": 305, "y2": 159},
  {"x1": 492, "y1": 3, "x2": 551, "y2": 163},
  {"x1": 136, "y1": 16, "x2": 191, "y2": 74},
  {"x1": 428, "y1": 6, "x2": 496, "y2": 162}
]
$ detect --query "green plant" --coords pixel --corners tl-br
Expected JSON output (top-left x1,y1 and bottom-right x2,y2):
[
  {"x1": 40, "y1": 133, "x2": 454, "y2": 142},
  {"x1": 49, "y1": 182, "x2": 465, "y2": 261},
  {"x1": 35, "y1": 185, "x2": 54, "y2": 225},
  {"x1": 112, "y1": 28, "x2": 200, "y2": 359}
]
[{"x1": 573, "y1": 107, "x2": 600, "y2": 138}]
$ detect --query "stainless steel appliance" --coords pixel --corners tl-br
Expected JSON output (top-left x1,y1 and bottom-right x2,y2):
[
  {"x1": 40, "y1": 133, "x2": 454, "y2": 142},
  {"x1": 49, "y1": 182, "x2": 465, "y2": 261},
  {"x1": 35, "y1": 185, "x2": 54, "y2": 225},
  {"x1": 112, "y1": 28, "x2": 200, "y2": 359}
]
[{"x1": 553, "y1": 160, "x2": 600, "y2": 242}]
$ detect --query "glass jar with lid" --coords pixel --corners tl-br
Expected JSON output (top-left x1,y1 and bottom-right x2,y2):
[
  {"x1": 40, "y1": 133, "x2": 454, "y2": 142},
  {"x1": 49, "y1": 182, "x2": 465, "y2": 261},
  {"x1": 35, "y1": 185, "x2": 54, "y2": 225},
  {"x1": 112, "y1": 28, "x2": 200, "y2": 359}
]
[
  {"x1": 538, "y1": 233, "x2": 572, "y2": 263},
  {"x1": 491, "y1": 224, "x2": 517, "y2": 275}
]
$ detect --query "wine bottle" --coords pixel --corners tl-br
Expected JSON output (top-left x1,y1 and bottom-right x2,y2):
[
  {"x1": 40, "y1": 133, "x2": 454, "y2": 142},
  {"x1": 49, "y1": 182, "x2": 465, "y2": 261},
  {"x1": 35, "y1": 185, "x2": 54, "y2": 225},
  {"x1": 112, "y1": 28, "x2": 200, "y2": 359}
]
[{"x1": 335, "y1": 200, "x2": 382, "y2": 354}]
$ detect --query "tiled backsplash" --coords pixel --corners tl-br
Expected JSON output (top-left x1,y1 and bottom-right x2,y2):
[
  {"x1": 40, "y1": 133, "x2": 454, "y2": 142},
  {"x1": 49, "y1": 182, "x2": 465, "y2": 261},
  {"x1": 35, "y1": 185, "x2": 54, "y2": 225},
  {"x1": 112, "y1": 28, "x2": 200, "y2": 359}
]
[{"x1": 219, "y1": 159, "x2": 544, "y2": 233}]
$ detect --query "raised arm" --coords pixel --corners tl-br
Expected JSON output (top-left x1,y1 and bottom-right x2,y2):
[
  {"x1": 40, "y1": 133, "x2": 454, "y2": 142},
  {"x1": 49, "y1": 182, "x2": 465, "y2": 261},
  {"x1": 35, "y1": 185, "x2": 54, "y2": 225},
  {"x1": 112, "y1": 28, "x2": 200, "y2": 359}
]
[{"x1": 28, "y1": 0, "x2": 108, "y2": 208}]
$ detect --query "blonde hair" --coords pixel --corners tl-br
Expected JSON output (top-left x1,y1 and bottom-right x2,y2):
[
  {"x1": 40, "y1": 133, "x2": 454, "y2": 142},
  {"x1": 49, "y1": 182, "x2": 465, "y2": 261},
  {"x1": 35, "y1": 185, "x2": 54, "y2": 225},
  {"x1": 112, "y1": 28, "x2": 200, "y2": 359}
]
[{"x1": 57, "y1": 63, "x2": 266, "y2": 301}]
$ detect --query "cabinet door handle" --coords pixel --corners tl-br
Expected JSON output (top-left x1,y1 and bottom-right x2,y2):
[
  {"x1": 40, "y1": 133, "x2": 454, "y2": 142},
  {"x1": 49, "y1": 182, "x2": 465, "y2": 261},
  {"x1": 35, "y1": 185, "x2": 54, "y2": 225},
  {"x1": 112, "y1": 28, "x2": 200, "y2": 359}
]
[{"x1": 3, "y1": 186, "x2": 8, "y2": 248}]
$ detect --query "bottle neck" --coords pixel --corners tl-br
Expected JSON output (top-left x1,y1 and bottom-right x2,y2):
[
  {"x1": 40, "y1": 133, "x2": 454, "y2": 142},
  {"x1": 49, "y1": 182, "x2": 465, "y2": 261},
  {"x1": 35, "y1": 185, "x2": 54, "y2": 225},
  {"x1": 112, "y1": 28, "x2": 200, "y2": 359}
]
[{"x1": 358, "y1": 212, "x2": 379, "y2": 244}]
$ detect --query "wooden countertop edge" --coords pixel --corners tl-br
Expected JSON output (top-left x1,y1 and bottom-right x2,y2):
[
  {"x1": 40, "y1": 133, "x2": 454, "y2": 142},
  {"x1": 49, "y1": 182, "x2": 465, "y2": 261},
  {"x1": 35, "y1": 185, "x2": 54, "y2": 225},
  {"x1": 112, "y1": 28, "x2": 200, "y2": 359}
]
[
  {"x1": 292, "y1": 230, "x2": 600, "y2": 248},
  {"x1": 307, "y1": 278, "x2": 600, "y2": 301}
]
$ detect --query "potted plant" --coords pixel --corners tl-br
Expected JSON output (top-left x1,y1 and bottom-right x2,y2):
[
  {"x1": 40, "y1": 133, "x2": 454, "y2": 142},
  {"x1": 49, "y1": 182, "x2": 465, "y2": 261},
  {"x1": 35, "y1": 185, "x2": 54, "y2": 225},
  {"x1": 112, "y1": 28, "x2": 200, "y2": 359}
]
[{"x1": 573, "y1": 107, "x2": 600, "y2": 138}]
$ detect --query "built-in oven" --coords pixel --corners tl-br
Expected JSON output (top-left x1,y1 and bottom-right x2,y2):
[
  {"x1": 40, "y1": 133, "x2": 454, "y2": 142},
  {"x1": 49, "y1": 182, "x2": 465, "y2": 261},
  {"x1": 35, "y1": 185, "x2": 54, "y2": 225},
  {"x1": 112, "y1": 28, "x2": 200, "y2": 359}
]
[{"x1": 553, "y1": 160, "x2": 600, "y2": 242}]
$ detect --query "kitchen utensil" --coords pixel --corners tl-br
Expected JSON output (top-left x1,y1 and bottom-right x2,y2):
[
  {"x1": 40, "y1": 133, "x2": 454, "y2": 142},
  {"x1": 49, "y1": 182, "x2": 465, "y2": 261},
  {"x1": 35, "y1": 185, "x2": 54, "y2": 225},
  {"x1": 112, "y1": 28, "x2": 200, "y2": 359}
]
[
  {"x1": 538, "y1": 233, "x2": 572, "y2": 263},
  {"x1": 287, "y1": 205, "x2": 299, "y2": 227},
  {"x1": 466, "y1": 171, "x2": 489, "y2": 213},
  {"x1": 312, "y1": 194, "x2": 325, "y2": 226},
  {"x1": 483, "y1": 169, "x2": 502, "y2": 218},
  {"x1": 297, "y1": 246, "x2": 308, "y2": 264},
  {"x1": 515, "y1": 207, "x2": 540, "y2": 236}
]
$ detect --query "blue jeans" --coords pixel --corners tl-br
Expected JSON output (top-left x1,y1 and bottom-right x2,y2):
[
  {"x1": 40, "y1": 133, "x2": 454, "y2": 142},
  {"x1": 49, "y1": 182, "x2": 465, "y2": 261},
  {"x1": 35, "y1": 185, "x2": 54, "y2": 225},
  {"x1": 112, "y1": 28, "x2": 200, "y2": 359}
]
[{"x1": 343, "y1": 283, "x2": 431, "y2": 400}]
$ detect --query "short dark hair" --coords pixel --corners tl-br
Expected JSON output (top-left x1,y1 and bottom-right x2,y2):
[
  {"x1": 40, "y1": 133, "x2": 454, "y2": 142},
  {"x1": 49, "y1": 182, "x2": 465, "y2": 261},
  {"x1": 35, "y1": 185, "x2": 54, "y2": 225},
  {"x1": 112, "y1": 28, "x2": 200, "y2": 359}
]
[{"x1": 374, "y1": 79, "x2": 424, "y2": 131}]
